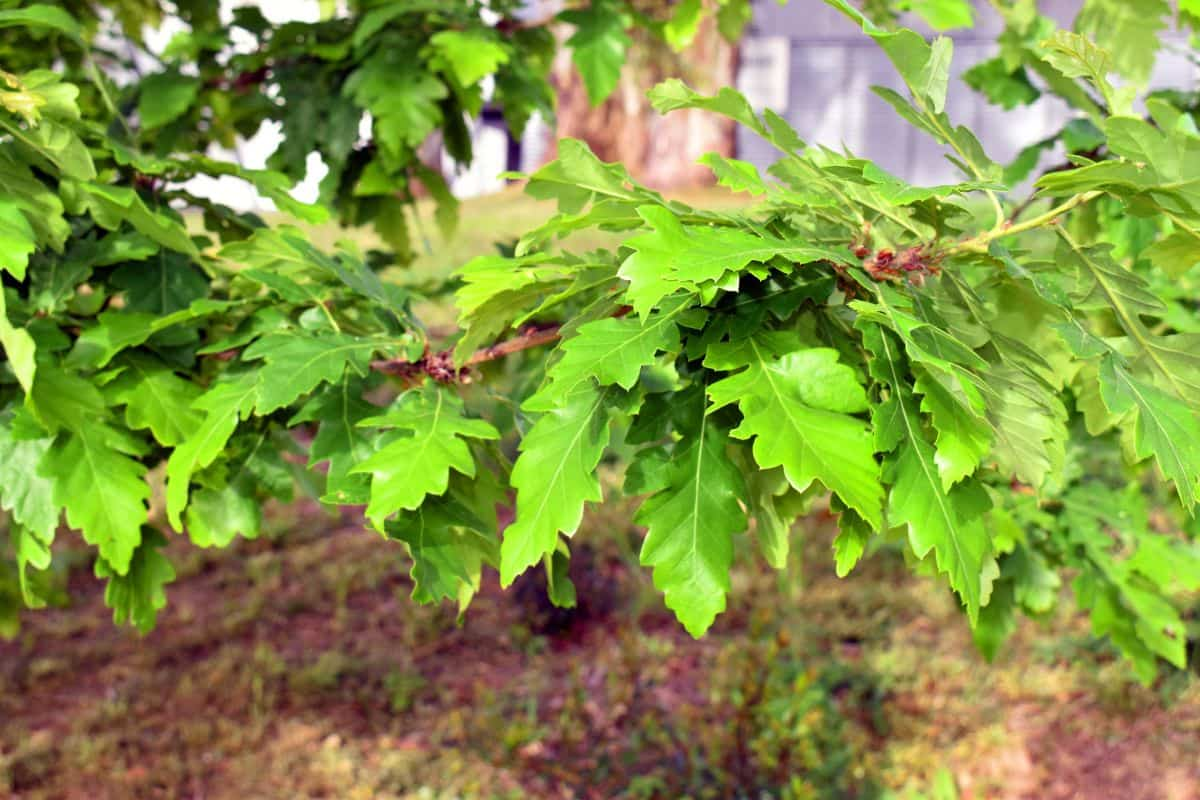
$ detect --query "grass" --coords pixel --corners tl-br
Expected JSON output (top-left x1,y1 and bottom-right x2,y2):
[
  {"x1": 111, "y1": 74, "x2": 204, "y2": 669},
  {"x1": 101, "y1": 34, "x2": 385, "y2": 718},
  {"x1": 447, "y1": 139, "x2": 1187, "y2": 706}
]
[{"x1": 2, "y1": 499, "x2": 1197, "y2": 799}]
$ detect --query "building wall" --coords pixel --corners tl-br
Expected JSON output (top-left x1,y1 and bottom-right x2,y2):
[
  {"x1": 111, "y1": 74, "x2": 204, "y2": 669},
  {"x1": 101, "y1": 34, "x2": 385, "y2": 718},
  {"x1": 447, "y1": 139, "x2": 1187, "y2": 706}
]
[{"x1": 734, "y1": 0, "x2": 1199, "y2": 185}]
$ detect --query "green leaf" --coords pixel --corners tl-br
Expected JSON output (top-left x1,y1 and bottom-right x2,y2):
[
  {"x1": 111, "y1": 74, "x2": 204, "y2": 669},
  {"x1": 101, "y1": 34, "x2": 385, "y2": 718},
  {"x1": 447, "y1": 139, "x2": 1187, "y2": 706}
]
[
  {"x1": 919, "y1": 37, "x2": 954, "y2": 115},
  {"x1": 111, "y1": 252, "x2": 208, "y2": 314},
  {"x1": 972, "y1": 577, "x2": 1016, "y2": 662},
  {"x1": 26, "y1": 363, "x2": 104, "y2": 434},
  {"x1": 698, "y1": 154, "x2": 768, "y2": 195},
  {"x1": 825, "y1": 0, "x2": 936, "y2": 103},
  {"x1": 561, "y1": 0, "x2": 631, "y2": 105},
  {"x1": 833, "y1": 507, "x2": 871, "y2": 577},
  {"x1": 636, "y1": 395, "x2": 747, "y2": 637},
  {"x1": 544, "y1": 545, "x2": 576, "y2": 609},
  {"x1": 1038, "y1": 30, "x2": 1134, "y2": 116},
  {"x1": 352, "y1": 388, "x2": 499, "y2": 530},
  {"x1": 0, "y1": 5, "x2": 83, "y2": 42},
  {"x1": 427, "y1": 30, "x2": 509, "y2": 87},
  {"x1": 242, "y1": 332, "x2": 381, "y2": 414},
  {"x1": 521, "y1": 137, "x2": 643, "y2": 214},
  {"x1": 10, "y1": 523, "x2": 53, "y2": 607},
  {"x1": 526, "y1": 298, "x2": 686, "y2": 410},
  {"x1": 290, "y1": 376, "x2": 377, "y2": 505},
  {"x1": 865, "y1": 326, "x2": 995, "y2": 622},
  {"x1": 185, "y1": 484, "x2": 261, "y2": 548},
  {"x1": 1063, "y1": 487, "x2": 1189, "y2": 678},
  {"x1": 962, "y1": 58, "x2": 1040, "y2": 110},
  {"x1": 1, "y1": 117, "x2": 94, "y2": 180},
  {"x1": 707, "y1": 340, "x2": 883, "y2": 528},
  {"x1": 165, "y1": 373, "x2": 258, "y2": 530},
  {"x1": 663, "y1": 0, "x2": 704, "y2": 50},
  {"x1": 106, "y1": 356, "x2": 202, "y2": 447},
  {"x1": 0, "y1": 286, "x2": 36, "y2": 393},
  {"x1": 453, "y1": 252, "x2": 573, "y2": 361},
  {"x1": 1075, "y1": 0, "x2": 1168, "y2": 85},
  {"x1": 1061, "y1": 237, "x2": 1200, "y2": 505},
  {"x1": 137, "y1": 70, "x2": 200, "y2": 130},
  {"x1": 619, "y1": 205, "x2": 847, "y2": 315},
  {"x1": 914, "y1": 368, "x2": 992, "y2": 489},
  {"x1": 745, "y1": 467, "x2": 798, "y2": 569},
  {"x1": 649, "y1": 79, "x2": 802, "y2": 152},
  {"x1": 0, "y1": 409, "x2": 59, "y2": 542},
  {"x1": 1144, "y1": 231, "x2": 1200, "y2": 279},
  {"x1": 871, "y1": 86, "x2": 999, "y2": 183},
  {"x1": 386, "y1": 487, "x2": 499, "y2": 608},
  {"x1": 65, "y1": 311, "x2": 157, "y2": 369},
  {"x1": 80, "y1": 184, "x2": 197, "y2": 256},
  {"x1": 982, "y1": 363, "x2": 1069, "y2": 490},
  {"x1": 0, "y1": 199, "x2": 37, "y2": 279},
  {"x1": 1098, "y1": 357, "x2": 1200, "y2": 509},
  {"x1": 716, "y1": 0, "x2": 752, "y2": 41},
  {"x1": 44, "y1": 425, "x2": 149, "y2": 574},
  {"x1": 0, "y1": 149, "x2": 69, "y2": 251},
  {"x1": 95, "y1": 529, "x2": 174, "y2": 633},
  {"x1": 903, "y1": 0, "x2": 974, "y2": 30},
  {"x1": 413, "y1": 162, "x2": 459, "y2": 241},
  {"x1": 345, "y1": 58, "x2": 446, "y2": 155},
  {"x1": 500, "y1": 384, "x2": 616, "y2": 586},
  {"x1": 820, "y1": 3, "x2": 998, "y2": 180}
]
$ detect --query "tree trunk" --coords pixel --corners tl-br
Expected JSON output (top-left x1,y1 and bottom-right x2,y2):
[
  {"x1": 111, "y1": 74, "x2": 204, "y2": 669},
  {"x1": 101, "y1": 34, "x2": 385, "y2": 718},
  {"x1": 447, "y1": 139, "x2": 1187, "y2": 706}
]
[{"x1": 547, "y1": 11, "x2": 737, "y2": 190}]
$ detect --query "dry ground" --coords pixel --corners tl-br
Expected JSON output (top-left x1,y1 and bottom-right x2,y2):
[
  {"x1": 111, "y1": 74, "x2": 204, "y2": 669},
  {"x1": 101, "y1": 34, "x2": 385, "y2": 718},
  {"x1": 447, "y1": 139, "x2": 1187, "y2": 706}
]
[{"x1": 2, "y1": 500, "x2": 1198, "y2": 800}]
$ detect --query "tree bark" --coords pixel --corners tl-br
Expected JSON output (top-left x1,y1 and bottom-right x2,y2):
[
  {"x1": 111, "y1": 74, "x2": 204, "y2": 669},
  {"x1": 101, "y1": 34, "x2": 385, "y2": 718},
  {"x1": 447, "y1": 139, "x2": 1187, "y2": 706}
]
[{"x1": 547, "y1": 9, "x2": 737, "y2": 190}]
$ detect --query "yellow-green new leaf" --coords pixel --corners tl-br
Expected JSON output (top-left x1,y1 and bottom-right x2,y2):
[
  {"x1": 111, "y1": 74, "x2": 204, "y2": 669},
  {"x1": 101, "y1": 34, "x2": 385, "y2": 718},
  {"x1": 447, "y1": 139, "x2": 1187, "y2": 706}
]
[{"x1": 0, "y1": 409, "x2": 58, "y2": 542}]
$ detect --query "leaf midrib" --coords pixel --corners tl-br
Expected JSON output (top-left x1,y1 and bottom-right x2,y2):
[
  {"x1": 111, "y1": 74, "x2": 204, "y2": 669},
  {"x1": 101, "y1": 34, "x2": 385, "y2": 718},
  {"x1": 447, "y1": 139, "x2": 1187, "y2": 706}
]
[{"x1": 879, "y1": 332, "x2": 978, "y2": 611}]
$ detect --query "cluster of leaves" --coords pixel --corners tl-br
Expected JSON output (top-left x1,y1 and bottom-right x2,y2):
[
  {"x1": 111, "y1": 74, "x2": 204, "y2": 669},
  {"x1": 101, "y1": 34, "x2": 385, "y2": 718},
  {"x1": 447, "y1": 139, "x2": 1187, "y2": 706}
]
[
  {"x1": 1, "y1": 0, "x2": 1199, "y2": 684},
  {"x1": 0, "y1": 0, "x2": 746, "y2": 633},
  {"x1": 447, "y1": 0, "x2": 1200, "y2": 680}
]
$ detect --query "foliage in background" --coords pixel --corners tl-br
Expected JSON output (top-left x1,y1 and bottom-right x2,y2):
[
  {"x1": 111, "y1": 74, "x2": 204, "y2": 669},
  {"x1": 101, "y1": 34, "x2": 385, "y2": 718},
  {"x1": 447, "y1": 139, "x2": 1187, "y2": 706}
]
[{"x1": 1, "y1": 0, "x2": 1199, "y2": 688}]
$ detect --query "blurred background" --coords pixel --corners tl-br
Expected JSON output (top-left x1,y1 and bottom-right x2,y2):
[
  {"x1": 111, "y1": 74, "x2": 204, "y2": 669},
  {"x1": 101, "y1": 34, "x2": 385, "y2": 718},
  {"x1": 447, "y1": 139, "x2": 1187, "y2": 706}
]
[
  {"x1": 2, "y1": 1, "x2": 1200, "y2": 799},
  {"x1": 184, "y1": 0, "x2": 1200, "y2": 209}
]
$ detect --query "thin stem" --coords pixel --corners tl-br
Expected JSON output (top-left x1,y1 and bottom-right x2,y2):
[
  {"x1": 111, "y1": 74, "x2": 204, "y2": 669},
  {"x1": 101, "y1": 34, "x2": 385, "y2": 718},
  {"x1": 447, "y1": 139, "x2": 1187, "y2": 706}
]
[
  {"x1": 370, "y1": 323, "x2": 562, "y2": 378},
  {"x1": 986, "y1": 190, "x2": 1006, "y2": 231},
  {"x1": 318, "y1": 301, "x2": 342, "y2": 333},
  {"x1": 948, "y1": 191, "x2": 1101, "y2": 255},
  {"x1": 907, "y1": 92, "x2": 1005, "y2": 230},
  {"x1": 464, "y1": 325, "x2": 562, "y2": 367}
]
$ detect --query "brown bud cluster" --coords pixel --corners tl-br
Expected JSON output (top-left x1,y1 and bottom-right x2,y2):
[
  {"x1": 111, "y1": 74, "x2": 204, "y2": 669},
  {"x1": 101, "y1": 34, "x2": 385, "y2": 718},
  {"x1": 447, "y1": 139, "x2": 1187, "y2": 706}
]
[
  {"x1": 855, "y1": 244, "x2": 942, "y2": 287},
  {"x1": 423, "y1": 349, "x2": 463, "y2": 384}
]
